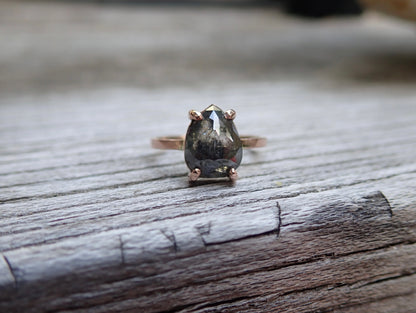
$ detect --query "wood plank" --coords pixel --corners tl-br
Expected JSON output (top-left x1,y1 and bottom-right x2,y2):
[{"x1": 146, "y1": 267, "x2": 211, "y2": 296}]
[
  {"x1": 1, "y1": 189, "x2": 415, "y2": 312},
  {"x1": 1, "y1": 1, "x2": 416, "y2": 312}
]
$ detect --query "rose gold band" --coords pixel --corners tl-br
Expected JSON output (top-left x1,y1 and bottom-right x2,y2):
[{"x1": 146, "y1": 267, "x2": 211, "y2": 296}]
[
  {"x1": 151, "y1": 136, "x2": 186, "y2": 150},
  {"x1": 151, "y1": 135, "x2": 266, "y2": 150},
  {"x1": 239, "y1": 136, "x2": 267, "y2": 148}
]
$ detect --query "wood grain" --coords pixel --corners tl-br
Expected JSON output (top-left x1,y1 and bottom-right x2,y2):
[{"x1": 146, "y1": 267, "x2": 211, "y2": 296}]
[{"x1": 1, "y1": 1, "x2": 416, "y2": 312}]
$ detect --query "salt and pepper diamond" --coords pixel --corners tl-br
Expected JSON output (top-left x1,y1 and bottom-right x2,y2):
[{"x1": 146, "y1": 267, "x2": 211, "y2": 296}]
[{"x1": 185, "y1": 105, "x2": 243, "y2": 181}]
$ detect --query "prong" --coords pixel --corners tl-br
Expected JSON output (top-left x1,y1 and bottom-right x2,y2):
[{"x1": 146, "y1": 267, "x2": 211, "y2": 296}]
[
  {"x1": 189, "y1": 110, "x2": 203, "y2": 121},
  {"x1": 224, "y1": 109, "x2": 236, "y2": 120},
  {"x1": 189, "y1": 168, "x2": 201, "y2": 181},
  {"x1": 228, "y1": 168, "x2": 238, "y2": 181}
]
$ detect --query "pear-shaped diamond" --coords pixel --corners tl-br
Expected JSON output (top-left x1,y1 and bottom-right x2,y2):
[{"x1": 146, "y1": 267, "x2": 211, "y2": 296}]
[{"x1": 185, "y1": 105, "x2": 243, "y2": 178}]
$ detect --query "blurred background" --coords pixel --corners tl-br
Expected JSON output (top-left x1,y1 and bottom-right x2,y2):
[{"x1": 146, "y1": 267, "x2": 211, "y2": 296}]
[{"x1": 1, "y1": 0, "x2": 415, "y2": 98}]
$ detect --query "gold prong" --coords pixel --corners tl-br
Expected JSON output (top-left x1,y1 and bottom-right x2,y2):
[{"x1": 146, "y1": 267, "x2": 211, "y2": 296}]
[
  {"x1": 224, "y1": 109, "x2": 236, "y2": 120},
  {"x1": 228, "y1": 168, "x2": 238, "y2": 181},
  {"x1": 189, "y1": 110, "x2": 203, "y2": 121},
  {"x1": 189, "y1": 168, "x2": 201, "y2": 181}
]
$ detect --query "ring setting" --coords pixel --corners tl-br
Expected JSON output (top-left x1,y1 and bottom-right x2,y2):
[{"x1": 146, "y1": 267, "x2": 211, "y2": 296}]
[{"x1": 151, "y1": 104, "x2": 266, "y2": 182}]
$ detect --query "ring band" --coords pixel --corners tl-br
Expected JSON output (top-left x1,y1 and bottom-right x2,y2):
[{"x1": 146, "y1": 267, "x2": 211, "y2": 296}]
[{"x1": 152, "y1": 135, "x2": 266, "y2": 150}]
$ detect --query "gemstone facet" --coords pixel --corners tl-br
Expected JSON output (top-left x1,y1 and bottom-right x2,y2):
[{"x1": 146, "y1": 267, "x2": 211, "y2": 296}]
[{"x1": 184, "y1": 105, "x2": 243, "y2": 178}]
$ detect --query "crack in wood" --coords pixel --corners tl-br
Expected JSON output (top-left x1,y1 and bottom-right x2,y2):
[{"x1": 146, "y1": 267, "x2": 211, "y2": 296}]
[
  {"x1": 375, "y1": 190, "x2": 394, "y2": 217},
  {"x1": 0, "y1": 172, "x2": 187, "y2": 204},
  {"x1": 275, "y1": 201, "x2": 282, "y2": 238},
  {"x1": 202, "y1": 229, "x2": 279, "y2": 247},
  {"x1": 160, "y1": 229, "x2": 179, "y2": 253},
  {"x1": 2, "y1": 254, "x2": 17, "y2": 289},
  {"x1": 319, "y1": 290, "x2": 416, "y2": 313},
  {"x1": 162, "y1": 295, "x2": 260, "y2": 313},
  {"x1": 2, "y1": 161, "x2": 184, "y2": 189},
  {"x1": 195, "y1": 222, "x2": 212, "y2": 247},
  {"x1": 118, "y1": 235, "x2": 125, "y2": 266},
  {"x1": 245, "y1": 140, "x2": 414, "y2": 168},
  {"x1": 357, "y1": 270, "x2": 416, "y2": 288},
  {"x1": 272, "y1": 171, "x2": 416, "y2": 201},
  {"x1": 0, "y1": 154, "x2": 154, "y2": 176}
]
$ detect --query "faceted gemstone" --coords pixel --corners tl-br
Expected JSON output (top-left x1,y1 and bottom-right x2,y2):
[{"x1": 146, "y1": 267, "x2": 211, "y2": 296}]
[{"x1": 185, "y1": 105, "x2": 243, "y2": 178}]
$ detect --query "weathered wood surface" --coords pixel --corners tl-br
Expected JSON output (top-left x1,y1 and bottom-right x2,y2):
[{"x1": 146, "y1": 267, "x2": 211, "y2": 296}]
[{"x1": 1, "y1": 1, "x2": 416, "y2": 312}]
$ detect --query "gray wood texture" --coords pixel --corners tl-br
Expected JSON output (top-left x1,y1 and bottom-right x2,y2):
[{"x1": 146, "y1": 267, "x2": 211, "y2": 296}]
[{"x1": 1, "y1": 1, "x2": 416, "y2": 312}]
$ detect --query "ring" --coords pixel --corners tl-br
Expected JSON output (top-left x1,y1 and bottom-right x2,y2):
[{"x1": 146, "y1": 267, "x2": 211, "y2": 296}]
[{"x1": 151, "y1": 104, "x2": 266, "y2": 182}]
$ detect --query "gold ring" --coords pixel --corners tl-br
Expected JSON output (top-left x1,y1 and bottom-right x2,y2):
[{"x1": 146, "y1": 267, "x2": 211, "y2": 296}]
[
  {"x1": 151, "y1": 104, "x2": 266, "y2": 182},
  {"x1": 151, "y1": 135, "x2": 266, "y2": 150}
]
